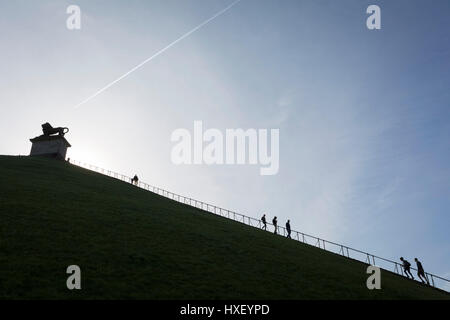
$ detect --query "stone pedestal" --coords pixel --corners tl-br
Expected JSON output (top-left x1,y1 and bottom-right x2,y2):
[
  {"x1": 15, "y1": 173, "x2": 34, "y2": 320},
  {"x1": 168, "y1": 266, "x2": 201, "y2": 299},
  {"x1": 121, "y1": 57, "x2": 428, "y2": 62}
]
[{"x1": 29, "y1": 135, "x2": 71, "y2": 161}]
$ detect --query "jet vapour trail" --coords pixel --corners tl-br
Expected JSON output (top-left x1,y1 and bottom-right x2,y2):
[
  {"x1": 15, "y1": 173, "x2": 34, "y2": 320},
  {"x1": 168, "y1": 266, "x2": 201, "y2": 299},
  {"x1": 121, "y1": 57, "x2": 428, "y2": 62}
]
[{"x1": 74, "y1": 0, "x2": 242, "y2": 108}]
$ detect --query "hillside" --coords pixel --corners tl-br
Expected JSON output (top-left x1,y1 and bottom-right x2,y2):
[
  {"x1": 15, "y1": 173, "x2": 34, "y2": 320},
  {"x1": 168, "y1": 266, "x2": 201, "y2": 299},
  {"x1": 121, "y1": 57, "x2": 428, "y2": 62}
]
[{"x1": 0, "y1": 155, "x2": 448, "y2": 299}]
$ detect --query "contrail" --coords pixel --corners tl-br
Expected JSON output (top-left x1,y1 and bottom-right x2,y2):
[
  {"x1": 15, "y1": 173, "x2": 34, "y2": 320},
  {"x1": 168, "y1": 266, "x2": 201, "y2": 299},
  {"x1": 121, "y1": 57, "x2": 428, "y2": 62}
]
[{"x1": 74, "y1": 0, "x2": 242, "y2": 108}]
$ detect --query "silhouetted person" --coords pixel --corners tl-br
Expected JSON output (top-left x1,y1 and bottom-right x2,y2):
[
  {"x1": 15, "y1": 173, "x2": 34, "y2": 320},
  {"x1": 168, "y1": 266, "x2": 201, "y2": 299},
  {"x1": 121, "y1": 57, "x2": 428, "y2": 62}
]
[
  {"x1": 286, "y1": 220, "x2": 291, "y2": 238},
  {"x1": 400, "y1": 257, "x2": 414, "y2": 280},
  {"x1": 415, "y1": 258, "x2": 430, "y2": 285},
  {"x1": 261, "y1": 214, "x2": 267, "y2": 230},
  {"x1": 131, "y1": 174, "x2": 139, "y2": 186},
  {"x1": 272, "y1": 216, "x2": 278, "y2": 234}
]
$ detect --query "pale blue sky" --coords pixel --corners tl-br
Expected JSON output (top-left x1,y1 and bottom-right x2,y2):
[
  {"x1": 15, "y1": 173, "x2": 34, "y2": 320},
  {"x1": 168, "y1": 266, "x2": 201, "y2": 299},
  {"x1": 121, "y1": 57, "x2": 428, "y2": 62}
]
[{"x1": 0, "y1": 0, "x2": 449, "y2": 286}]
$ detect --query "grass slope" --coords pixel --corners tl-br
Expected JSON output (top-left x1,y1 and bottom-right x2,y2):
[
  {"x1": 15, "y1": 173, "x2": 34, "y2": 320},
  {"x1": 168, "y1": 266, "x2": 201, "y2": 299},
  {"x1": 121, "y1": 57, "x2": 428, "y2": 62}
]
[{"x1": 0, "y1": 155, "x2": 448, "y2": 300}]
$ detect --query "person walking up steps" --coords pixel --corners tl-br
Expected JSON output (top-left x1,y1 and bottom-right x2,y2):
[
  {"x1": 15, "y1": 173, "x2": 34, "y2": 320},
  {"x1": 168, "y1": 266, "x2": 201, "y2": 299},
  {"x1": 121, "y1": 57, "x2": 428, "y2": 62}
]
[
  {"x1": 286, "y1": 220, "x2": 291, "y2": 238},
  {"x1": 131, "y1": 174, "x2": 139, "y2": 186},
  {"x1": 415, "y1": 258, "x2": 430, "y2": 285},
  {"x1": 261, "y1": 214, "x2": 267, "y2": 230},
  {"x1": 272, "y1": 216, "x2": 278, "y2": 234},
  {"x1": 400, "y1": 257, "x2": 414, "y2": 280}
]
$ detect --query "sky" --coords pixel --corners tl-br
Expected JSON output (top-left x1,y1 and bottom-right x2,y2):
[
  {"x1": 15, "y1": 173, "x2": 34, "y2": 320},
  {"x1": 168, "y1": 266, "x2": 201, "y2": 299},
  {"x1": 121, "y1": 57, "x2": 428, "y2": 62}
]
[{"x1": 0, "y1": 0, "x2": 449, "y2": 288}]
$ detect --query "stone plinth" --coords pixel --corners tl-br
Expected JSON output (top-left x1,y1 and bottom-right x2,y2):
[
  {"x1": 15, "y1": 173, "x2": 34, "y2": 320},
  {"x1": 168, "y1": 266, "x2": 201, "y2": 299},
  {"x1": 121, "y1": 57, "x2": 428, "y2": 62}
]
[{"x1": 29, "y1": 135, "x2": 71, "y2": 161}]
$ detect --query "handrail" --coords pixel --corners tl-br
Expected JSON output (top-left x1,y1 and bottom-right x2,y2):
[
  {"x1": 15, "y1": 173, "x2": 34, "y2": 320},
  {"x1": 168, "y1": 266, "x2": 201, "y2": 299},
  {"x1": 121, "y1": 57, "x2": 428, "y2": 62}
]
[{"x1": 68, "y1": 159, "x2": 450, "y2": 293}]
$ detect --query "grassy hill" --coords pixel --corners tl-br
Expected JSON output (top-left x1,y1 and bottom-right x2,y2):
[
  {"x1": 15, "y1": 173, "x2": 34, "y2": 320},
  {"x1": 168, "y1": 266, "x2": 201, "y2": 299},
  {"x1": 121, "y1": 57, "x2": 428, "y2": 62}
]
[{"x1": 0, "y1": 155, "x2": 448, "y2": 299}]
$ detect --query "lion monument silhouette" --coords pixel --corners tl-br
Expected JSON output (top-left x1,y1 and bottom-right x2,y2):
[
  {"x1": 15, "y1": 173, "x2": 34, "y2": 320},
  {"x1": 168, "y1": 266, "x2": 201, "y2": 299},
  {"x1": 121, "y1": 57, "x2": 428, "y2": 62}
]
[{"x1": 41, "y1": 122, "x2": 69, "y2": 137}]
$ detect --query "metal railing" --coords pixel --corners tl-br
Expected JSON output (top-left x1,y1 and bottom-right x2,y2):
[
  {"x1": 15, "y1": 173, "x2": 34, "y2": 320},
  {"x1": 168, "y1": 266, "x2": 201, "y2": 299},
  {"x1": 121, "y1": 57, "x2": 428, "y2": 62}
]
[{"x1": 68, "y1": 159, "x2": 450, "y2": 293}]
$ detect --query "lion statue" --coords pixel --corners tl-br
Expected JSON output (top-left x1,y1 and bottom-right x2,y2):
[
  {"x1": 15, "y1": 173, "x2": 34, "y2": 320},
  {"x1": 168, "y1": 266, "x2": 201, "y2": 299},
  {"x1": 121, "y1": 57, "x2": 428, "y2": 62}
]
[{"x1": 41, "y1": 122, "x2": 69, "y2": 137}]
